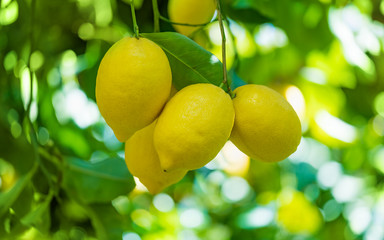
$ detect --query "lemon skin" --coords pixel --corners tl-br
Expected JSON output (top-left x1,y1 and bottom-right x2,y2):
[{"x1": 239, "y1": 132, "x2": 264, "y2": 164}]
[
  {"x1": 168, "y1": 0, "x2": 216, "y2": 36},
  {"x1": 96, "y1": 37, "x2": 172, "y2": 142},
  {"x1": 125, "y1": 121, "x2": 187, "y2": 194},
  {"x1": 154, "y1": 83, "x2": 235, "y2": 172},
  {"x1": 230, "y1": 85, "x2": 301, "y2": 162}
]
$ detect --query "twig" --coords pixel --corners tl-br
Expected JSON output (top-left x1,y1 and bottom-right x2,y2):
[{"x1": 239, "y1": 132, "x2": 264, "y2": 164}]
[
  {"x1": 216, "y1": 0, "x2": 233, "y2": 96},
  {"x1": 152, "y1": 0, "x2": 160, "y2": 32},
  {"x1": 130, "y1": 0, "x2": 139, "y2": 38}
]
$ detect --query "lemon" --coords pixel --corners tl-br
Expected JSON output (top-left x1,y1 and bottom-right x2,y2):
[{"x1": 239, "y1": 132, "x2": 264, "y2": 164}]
[
  {"x1": 154, "y1": 83, "x2": 235, "y2": 172},
  {"x1": 96, "y1": 37, "x2": 172, "y2": 142},
  {"x1": 230, "y1": 85, "x2": 301, "y2": 162},
  {"x1": 168, "y1": 0, "x2": 216, "y2": 37},
  {"x1": 125, "y1": 121, "x2": 187, "y2": 194},
  {"x1": 277, "y1": 191, "x2": 322, "y2": 234}
]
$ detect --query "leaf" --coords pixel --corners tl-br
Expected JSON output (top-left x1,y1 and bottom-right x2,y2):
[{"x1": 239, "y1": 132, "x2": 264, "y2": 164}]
[
  {"x1": 0, "y1": 214, "x2": 29, "y2": 239},
  {"x1": 223, "y1": 0, "x2": 272, "y2": 25},
  {"x1": 20, "y1": 191, "x2": 53, "y2": 233},
  {"x1": 0, "y1": 127, "x2": 36, "y2": 175},
  {"x1": 86, "y1": 203, "x2": 130, "y2": 240},
  {"x1": 229, "y1": 70, "x2": 247, "y2": 90},
  {"x1": 226, "y1": 7, "x2": 271, "y2": 25},
  {"x1": 62, "y1": 157, "x2": 135, "y2": 204},
  {"x1": 11, "y1": 184, "x2": 34, "y2": 219},
  {"x1": 141, "y1": 32, "x2": 223, "y2": 90},
  {"x1": 0, "y1": 163, "x2": 38, "y2": 218}
]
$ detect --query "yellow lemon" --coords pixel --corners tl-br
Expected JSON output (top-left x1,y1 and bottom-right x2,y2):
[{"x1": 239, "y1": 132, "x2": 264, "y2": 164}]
[
  {"x1": 154, "y1": 83, "x2": 235, "y2": 172},
  {"x1": 96, "y1": 37, "x2": 172, "y2": 142},
  {"x1": 125, "y1": 121, "x2": 187, "y2": 194},
  {"x1": 277, "y1": 191, "x2": 322, "y2": 234},
  {"x1": 230, "y1": 85, "x2": 301, "y2": 162},
  {"x1": 168, "y1": 0, "x2": 216, "y2": 37}
]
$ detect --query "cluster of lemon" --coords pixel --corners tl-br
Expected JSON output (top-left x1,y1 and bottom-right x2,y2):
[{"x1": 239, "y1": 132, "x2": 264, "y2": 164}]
[{"x1": 95, "y1": 0, "x2": 301, "y2": 194}]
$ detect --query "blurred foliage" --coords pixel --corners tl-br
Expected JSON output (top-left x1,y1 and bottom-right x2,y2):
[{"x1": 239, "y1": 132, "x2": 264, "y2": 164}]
[{"x1": 1, "y1": 0, "x2": 384, "y2": 239}]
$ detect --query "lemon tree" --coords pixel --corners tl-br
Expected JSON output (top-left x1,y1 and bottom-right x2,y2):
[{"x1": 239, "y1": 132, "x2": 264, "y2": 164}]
[
  {"x1": 3, "y1": 0, "x2": 380, "y2": 239},
  {"x1": 93, "y1": 0, "x2": 300, "y2": 206}
]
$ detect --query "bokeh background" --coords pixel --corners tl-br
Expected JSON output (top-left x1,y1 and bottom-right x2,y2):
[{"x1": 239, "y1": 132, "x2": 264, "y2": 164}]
[{"x1": 1, "y1": 0, "x2": 384, "y2": 239}]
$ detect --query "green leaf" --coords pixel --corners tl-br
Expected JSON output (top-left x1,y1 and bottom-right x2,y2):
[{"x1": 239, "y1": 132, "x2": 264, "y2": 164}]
[
  {"x1": 229, "y1": 70, "x2": 247, "y2": 90},
  {"x1": 0, "y1": 127, "x2": 36, "y2": 175},
  {"x1": 0, "y1": 214, "x2": 29, "y2": 239},
  {"x1": 226, "y1": 8, "x2": 271, "y2": 25},
  {"x1": 86, "y1": 203, "x2": 130, "y2": 240},
  {"x1": 141, "y1": 32, "x2": 223, "y2": 90},
  {"x1": 20, "y1": 192, "x2": 53, "y2": 233},
  {"x1": 62, "y1": 157, "x2": 135, "y2": 203},
  {"x1": 11, "y1": 184, "x2": 34, "y2": 219},
  {"x1": 0, "y1": 163, "x2": 38, "y2": 218}
]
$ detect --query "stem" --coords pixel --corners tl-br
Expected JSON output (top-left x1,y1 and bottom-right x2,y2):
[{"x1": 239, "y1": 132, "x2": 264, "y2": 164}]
[
  {"x1": 152, "y1": 0, "x2": 160, "y2": 32},
  {"x1": 26, "y1": 0, "x2": 36, "y2": 115},
  {"x1": 130, "y1": 0, "x2": 139, "y2": 38},
  {"x1": 216, "y1": 0, "x2": 233, "y2": 96},
  {"x1": 159, "y1": 15, "x2": 213, "y2": 27},
  {"x1": 39, "y1": 147, "x2": 63, "y2": 170}
]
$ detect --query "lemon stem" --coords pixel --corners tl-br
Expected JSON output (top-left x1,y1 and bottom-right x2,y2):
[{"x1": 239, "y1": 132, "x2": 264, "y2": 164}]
[
  {"x1": 216, "y1": 0, "x2": 233, "y2": 97},
  {"x1": 152, "y1": 0, "x2": 160, "y2": 32},
  {"x1": 130, "y1": 0, "x2": 140, "y2": 38}
]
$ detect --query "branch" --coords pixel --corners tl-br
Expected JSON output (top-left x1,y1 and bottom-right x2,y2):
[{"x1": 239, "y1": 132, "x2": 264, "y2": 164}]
[{"x1": 216, "y1": 0, "x2": 233, "y2": 96}]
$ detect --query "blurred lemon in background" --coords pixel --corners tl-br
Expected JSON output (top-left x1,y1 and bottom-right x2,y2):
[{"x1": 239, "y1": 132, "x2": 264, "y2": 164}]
[
  {"x1": 277, "y1": 190, "x2": 322, "y2": 234},
  {"x1": 168, "y1": 0, "x2": 216, "y2": 37}
]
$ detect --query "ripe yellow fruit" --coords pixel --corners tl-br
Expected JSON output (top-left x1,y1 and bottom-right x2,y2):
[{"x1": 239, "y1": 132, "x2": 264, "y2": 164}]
[
  {"x1": 277, "y1": 191, "x2": 322, "y2": 234},
  {"x1": 96, "y1": 37, "x2": 172, "y2": 142},
  {"x1": 154, "y1": 83, "x2": 235, "y2": 172},
  {"x1": 230, "y1": 85, "x2": 301, "y2": 162},
  {"x1": 125, "y1": 121, "x2": 187, "y2": 194},
  {"x1": 168, "y1": 0, "x2": 216, "y2": 37}
]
